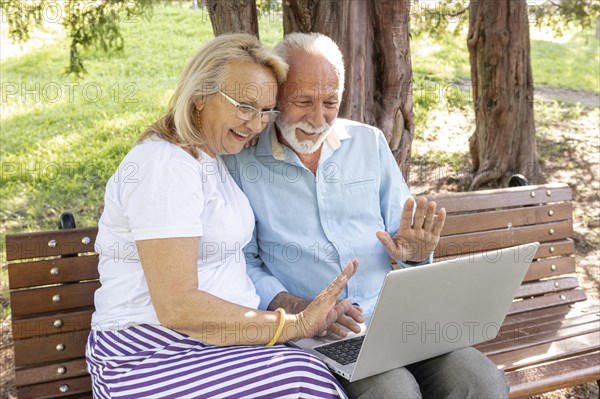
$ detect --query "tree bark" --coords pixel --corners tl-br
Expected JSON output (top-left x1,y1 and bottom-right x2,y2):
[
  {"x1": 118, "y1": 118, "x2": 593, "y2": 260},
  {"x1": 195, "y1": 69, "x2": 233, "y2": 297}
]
[
  {"x1": 205, "y1": 0, "x2": 259, "y2": 38},
  {"x1": 467, "y1": 0, "x2": 539, "y2": 190},
  {"x1": 283, "y1": 0, "x2": 415, "y2": 177}
]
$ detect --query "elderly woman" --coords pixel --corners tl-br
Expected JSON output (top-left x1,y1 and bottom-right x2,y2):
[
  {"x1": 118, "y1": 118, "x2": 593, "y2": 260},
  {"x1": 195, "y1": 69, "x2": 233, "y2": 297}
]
[{"x1": 86, "y1": 34, "x2": 356, "y2": 399}]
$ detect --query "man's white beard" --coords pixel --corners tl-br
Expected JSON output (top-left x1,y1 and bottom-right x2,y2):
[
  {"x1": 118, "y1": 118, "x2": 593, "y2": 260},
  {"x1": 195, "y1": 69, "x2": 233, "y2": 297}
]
[{"x1": 277, "y1": 120, "x2": 332, "y2": 155}]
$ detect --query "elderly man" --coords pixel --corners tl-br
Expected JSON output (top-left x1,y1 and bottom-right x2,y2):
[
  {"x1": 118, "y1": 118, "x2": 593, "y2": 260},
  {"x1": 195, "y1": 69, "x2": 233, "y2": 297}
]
[{"x1": 224, "y1": 32, "x2": 508, "y2": 398}]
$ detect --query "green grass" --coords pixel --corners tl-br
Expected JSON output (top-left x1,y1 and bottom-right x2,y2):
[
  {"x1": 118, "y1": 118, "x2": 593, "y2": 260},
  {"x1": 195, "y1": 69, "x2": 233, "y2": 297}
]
[
  {"x1": 410, "y1": 26, "x2": 600, "y2": 95},
  {"x1": 0, "y1": 3, "x2": 596, "y2": 247},
  {"x1": 531, "y1": 29, "x2": 600, "y2": 94},
  {"x1": 0, "y1": 5, "x2": 282, "y2": 239},
  {"x1": 411, "y1": 31, "x2": 471, "y2": 82},
  {"x1": 258, "y1": 11, "x2": 284, "y2": 47}
]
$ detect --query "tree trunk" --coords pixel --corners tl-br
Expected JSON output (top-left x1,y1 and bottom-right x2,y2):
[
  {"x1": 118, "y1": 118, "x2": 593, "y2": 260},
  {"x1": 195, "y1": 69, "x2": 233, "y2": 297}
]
[
  {"x1": 467, "y1": 0, "x2": 539, "y2": 190},
  {"x1": 283, "y1": 0, "x2": 415, "y2": 177},
  {"x1": 205, "y1": 0, "x2": 259, "y2": 38}
]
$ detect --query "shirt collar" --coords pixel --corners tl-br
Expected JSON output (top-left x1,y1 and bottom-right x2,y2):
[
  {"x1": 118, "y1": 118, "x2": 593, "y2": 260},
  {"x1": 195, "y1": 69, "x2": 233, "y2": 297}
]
[{"x1": 257, "y1": 119, "x2": 351, "y2": 161}]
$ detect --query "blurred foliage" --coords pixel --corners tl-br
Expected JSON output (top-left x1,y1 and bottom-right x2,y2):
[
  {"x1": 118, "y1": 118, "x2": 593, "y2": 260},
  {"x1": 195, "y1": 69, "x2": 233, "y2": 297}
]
[
  {"x1": 1, "y1": 0, "x2": 284, "y2": 74},
  {"x1": 3, "y1": 0, "x2": 597, "y2": 74},
  {"x1": 409, "y1": 0, "x2": 600, "y2": 39},
  {"x1": 257, "y1": 0, "x2": 282, "y2": 16},
  {"x1": 0, "y1": 3, "x2": 596, "y2": 241},
  {"x1": 410, "y1": 0, "x2": 469, "y2": 38},
  {"x1": 532, "y1": 0, "x2": 600, "y2": 36},
  {"x1": 1, "y1": 0, "x2": 152, "y2": 74}
]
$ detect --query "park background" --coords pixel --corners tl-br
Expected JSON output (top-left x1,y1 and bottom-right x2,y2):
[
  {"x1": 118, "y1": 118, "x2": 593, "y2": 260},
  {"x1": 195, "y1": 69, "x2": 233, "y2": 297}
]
[{"x1": 1, "y1": 1, "x2": 598, "y2": 397}]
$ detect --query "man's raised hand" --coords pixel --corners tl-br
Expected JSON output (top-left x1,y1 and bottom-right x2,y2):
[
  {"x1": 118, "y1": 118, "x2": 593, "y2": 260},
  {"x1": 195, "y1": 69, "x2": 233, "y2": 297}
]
[{"x1": 376, "y1": 197, "x2": 446, "y2": 263}]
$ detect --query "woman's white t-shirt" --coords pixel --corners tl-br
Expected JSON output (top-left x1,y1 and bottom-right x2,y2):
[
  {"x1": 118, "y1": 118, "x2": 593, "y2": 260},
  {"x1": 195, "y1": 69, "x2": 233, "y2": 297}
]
[{"x1": 91, "y1": 138, "x2": 259, "y2": 330}]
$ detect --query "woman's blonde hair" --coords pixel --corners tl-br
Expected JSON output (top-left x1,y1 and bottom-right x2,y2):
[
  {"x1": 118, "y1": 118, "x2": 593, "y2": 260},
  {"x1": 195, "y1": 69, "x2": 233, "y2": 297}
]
[{"x1": 138, "y1": 34, "x2": 288, "y2": 158}]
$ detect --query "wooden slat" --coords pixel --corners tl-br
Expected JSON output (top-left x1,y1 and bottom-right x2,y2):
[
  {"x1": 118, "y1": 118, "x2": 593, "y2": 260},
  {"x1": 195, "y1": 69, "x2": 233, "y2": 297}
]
[
  {"x1": 12, "y1": 309, "x2": 93, "y2": 340},
  {"x1": 486, "y1": 313, "x2": 600, "y2": 349},
  {"x1": 514, "y1": 277, "x2": 579, "y2": 299},
  {"x1": 488, "y1": 331, "x2": 600, "y2": 371},
  {"x1": 16, "y1": 358, "x2": 88, "y2": 386},
  {"x1": 441, "y1": 203, "x2": 572, "y2": 236},
  {"x1": 10, "y1": 281, "x2": 100, "y2": 318},
  {"x1": 535, "y1": 240, "x2": 575, "y2": 259},
  {"x1": 17, "y1": 375, "x2": 91, "y2": 399},
  {"x1": 434, "y1": 240, "x2": 575, "y2": 267},
  {"x1": 436, "y1": 220, "x2": 573, "y2": 258},
  {"x1": 5, "y1": 227, "x2": 98, "y2": 261},
  {"x1": 501, "y1": 306, "x2": 572, "y2": 329},
  {"x1": 523, "y1": 256, "x2": 575, "y2": 282},
  {"x1": 8, "y1": 255, "x2": 99, "y2": 289},
  {"x1": 429, "y1": 183, "x2": 572, "y2": 213},
  {"x1": 486, "y1": 313, "x2": 600, "y2": 348},
  {"x1": 499, "y1": 306, "x2": 598, "y2": 336},
  {"x1": 478, "y1": 317, "x2": 600, "y2": 356},
  {"x1": 507, "y1": 290, "x2": 587, "y2": 315},
  {"x1": 14, "y1": 330, "x2": 90, "y2": 367},
  {"x1": 506, "y1": 352, "x2": 600, "y2": 398}
]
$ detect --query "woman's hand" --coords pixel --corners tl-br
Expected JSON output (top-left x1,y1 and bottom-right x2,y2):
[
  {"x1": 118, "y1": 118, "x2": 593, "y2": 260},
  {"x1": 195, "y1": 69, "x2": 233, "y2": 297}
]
[{"x1": 294, "y1": 259, "x2": 359, "y2": 339}]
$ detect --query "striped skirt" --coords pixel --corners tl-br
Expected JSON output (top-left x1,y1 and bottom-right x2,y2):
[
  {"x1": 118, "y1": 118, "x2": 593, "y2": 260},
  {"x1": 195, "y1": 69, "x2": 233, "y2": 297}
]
[{"x1": 86, "y1": 324, "x2": 348, "y2": 398}]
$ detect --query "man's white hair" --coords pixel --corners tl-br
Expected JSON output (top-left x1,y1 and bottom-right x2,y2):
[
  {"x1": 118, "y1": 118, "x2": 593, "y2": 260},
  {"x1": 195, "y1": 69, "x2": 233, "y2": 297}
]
[{"x1": 273, "y1": 32, "x2": 345, "y2": 100}]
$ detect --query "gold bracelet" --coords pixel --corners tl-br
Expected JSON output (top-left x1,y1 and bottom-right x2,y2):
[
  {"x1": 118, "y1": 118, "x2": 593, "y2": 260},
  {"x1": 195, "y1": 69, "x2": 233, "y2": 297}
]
[{"x1": 266, "y1": 308, "x2": 286, "y2": 346}]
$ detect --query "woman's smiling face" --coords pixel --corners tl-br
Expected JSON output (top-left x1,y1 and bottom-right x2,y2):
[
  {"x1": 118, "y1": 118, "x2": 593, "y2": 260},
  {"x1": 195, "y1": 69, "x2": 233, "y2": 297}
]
[{"x1": 197, "y1": 62, "x2": 278, "y2": 157}]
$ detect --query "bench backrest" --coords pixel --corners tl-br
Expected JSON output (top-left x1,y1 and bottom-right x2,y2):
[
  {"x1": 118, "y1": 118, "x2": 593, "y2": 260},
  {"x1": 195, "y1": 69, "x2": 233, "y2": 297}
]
[
  {"x1": 6, "y1": 227, "x2": 98, "y2": 398},
  {"x1": 428, "y1": 182, "x2": 585, "y2": 317},
  {"x1": 5, "y1": 183, "x2": 583, "y2": 398}
]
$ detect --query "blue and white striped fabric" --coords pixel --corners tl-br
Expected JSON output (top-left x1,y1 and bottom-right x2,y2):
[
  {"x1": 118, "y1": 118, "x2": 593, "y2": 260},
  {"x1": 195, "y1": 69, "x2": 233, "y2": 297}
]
[{"x1": 86, "y1": 324, "x2": 348, "y2": 398}]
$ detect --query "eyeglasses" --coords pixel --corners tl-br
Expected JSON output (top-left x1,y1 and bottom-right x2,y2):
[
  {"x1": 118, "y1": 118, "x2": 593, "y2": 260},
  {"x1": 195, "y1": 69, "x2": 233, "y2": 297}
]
[{"x1": 218, "y1": 91, "x2": 280, "y2": 122}]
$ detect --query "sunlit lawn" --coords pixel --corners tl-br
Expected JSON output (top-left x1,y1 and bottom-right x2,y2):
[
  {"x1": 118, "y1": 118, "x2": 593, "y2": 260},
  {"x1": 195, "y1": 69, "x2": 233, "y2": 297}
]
[
  {"x1": 0, "y1": 5, "x2": 282, "y2": 241},
  {"x1": 1, "y1": 2, "x2": 598, "y2": 249}
]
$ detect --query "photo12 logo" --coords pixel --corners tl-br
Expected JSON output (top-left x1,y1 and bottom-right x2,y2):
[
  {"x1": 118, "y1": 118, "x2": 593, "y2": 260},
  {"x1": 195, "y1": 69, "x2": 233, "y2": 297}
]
[
  {"x1": 1, "y1": 81, "x2": 139, "y2": 104},
  {"x1": 0, "y1": 1, "x2": 148, "y2": 26},
  {"x1": 400, "y1": 321, "x2": 501, "y2": 344}
]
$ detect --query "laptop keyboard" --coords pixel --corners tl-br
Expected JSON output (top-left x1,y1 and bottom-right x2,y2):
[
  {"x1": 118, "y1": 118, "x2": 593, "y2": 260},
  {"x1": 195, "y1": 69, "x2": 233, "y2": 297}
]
[{"x1": 314, "y1": 336, "x2": 365, "y2": 365}]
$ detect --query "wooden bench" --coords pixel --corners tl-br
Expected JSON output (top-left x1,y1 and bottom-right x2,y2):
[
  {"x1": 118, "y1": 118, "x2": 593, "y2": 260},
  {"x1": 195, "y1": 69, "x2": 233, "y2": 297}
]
[
  {"x1": 428, "y1": 182, "x2": 600, "y2": 398},
  {"x1": 5, "y1": 182, "x2": 599, "y2": 398}
]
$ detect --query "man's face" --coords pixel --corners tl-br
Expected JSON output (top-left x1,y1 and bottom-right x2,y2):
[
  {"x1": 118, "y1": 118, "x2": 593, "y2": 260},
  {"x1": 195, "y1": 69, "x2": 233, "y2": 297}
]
[{"x1": 276, "y1": 51, "x2": 341, "y2": 155}]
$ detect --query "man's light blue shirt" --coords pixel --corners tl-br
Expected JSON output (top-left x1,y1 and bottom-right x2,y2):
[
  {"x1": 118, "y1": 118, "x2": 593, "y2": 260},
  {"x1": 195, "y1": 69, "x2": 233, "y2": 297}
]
[{"x1": 223, "y1": 118, "x2": 423, "y2": 315}]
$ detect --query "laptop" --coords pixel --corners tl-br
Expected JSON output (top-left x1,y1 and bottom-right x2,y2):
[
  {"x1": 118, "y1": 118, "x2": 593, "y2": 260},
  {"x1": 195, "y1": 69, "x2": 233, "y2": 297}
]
[{"x1": 290, "y1": 242, "x2": 539, "y2": 382}]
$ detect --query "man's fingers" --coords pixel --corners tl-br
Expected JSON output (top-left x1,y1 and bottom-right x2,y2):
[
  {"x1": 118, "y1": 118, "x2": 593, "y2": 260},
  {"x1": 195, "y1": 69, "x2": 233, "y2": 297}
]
[
  {"x1": 423, "y1": 201, "x2": 437, "y2": 231},
  {"x1": 335, "y1": 315, "x2": 362, "y2": 334},
  {"x1": 413, "y1": 197, "x2": 428, "y2": 228},
  {"x1": 376, "y1": 230, "x2": 397, "y2": 255},
  {"x1": 334, "y1": 298, "x2": 353, "y2": 315},
  {"x1": 345, "y1": 303, "x2": 365, "y2": 324},
  {"x1": 324, "y1": 300, "x2": 359, "y2": 337},
  {"x1": 327, "y1": 323, "x2": 348, "y2": 338},
  {"x1": 353, "y1": 304, "x2": 364, "y2": 313},
  {"x1": 400, "y1": 197, "x2": 415, "y2": 231},
  {"x1": 432, "y1": 207, "x2": 447, "y2": 236}
]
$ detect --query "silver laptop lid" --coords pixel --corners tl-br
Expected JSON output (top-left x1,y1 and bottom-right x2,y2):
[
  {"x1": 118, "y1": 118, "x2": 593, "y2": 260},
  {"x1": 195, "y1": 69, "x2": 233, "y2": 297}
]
[{"x1": 350, "y1": 242, "x2": 539, "y2": 381}]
